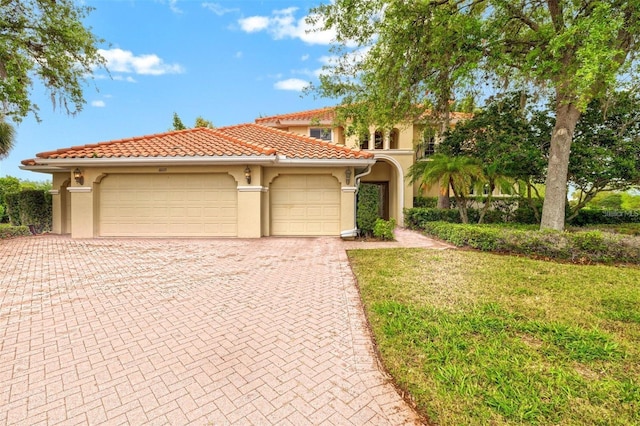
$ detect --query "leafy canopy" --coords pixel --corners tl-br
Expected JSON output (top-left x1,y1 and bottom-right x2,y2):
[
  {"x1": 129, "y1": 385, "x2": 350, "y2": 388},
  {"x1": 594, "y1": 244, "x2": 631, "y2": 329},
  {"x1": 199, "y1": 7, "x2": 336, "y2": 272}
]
[
  {"x1": 0, "y1": 0, "x2": 106, "y2": 122},
  {"x1": 311, "y1": 0, "x2": 640, "y2": 230}
]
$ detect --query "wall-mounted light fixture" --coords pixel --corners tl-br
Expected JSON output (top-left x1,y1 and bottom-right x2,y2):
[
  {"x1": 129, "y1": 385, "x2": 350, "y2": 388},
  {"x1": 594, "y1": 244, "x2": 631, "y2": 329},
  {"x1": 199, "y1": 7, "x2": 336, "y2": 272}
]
[
  {"x1": 244, "y1": 166, "x2": 252, "y2": 184},
  {"x1": 73, "y1": 168, "x2": 84, "y2": 185},
  {"x1": 345, "y1": 168, "x2": 352, "y2": 185}
]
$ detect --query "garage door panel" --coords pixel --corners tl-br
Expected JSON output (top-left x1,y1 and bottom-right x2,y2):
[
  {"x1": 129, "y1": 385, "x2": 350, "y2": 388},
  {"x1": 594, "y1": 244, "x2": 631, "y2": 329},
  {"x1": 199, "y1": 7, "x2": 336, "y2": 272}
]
[
  {"x1": 100, "y1": 174, "x2": 237, "y2": 237},
  {"x1": 270, "y1": 175, "x2": 340, "y2": 236}
]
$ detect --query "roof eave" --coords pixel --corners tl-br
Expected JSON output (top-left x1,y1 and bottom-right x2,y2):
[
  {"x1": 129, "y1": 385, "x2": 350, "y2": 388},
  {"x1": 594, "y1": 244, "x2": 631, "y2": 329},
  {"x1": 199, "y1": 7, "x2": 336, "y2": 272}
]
[
  {"x1": 273, "y1": 156, "x2": 376, "y2": 167},
  {"x1": 24, "y1": 155, "x2": 279, "y2": 168},
  {"x1": 19, "y1": 165, "x2": 68, "y2": 174}
]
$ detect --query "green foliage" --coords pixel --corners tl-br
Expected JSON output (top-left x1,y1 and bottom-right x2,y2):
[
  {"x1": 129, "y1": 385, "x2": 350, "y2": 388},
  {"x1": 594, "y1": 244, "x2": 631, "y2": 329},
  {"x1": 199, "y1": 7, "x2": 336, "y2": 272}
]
[
  {"x1": 0, "y1": 176, "x2": 51, "y2": 223},
  {"x1": 413, "y1": 196, "x2": 438, "y2": 208},
  {"x1": 0, "y1": 0, "x2": 106, "y2": 122},
  {"x1": 0, "y1": 120, "x2": 16, "y2": 158},
  {"x1": 5, "y1": 190, "x2": 52, "y2": 232},
  {"x1": 311, "y1": 1, "x2": 640, "y2": 231},
  {"x1": 357, "y1": 183, "x2": 381, "y2": 236},
  {"x1": 570, "y1": 209, "x2": 640, "y2": 226},
  {"x1": 417, "y1": 222, "x2": 640, "y2": 264},
  {"x1": 0, "y1": 224, "x2": 30, "y2": 239},
  {"x1": 172, "y1": 112, "x2": 187, "y2": 130},
  {"x1": 4, "y1": 192, "x2": 20, "y2": 225},
  {"x1": 440, "y1": 92, "x2": 548, "y2": 187},
  {"x1": 373, "y1": 218, "x2": 396, "y2": 240},
  {"x1": 194, "y1": 116, "x2": 215, "y2": 129},
  {"x1": 408, "y1": 154, "x2": 485, "y2": 223},
  {"x1": 622, "y1": 192, "x2": 640, "y2": 210},
  {"x1": 567, "y1": 91, "x2": 640, "y2": 218}
]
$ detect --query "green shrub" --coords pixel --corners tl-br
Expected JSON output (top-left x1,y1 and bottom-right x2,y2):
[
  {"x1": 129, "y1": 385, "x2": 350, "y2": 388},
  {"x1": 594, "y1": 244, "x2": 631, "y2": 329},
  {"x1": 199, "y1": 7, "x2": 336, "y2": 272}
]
[
  {"x1": 418, "y1": 222, "x2": 640, "y2": 264},
  {"x1": 0, "y1": 224, "x2": 30, "y2": 239},
  {"x1": 413, "y1": 196, "x2": 438, "y2": 208},
  {"x1": 570, "y1": 209, "x2": 640, "y2": 226},
  {"x1": 373, "y1": 218, "x2": 396, "y2": 240},
  {"x1": 5, "y1": 189, "x2": 52, "y2": 232},
  {"x1": 4, "y1": 192, "x2": 21, "y2": 226},
  {"x1": 404, "y1": 208, "x2": 462, "y2": 228},
  {"x1": 357, "y1": 184, "x2": 381, "y2": 236}
]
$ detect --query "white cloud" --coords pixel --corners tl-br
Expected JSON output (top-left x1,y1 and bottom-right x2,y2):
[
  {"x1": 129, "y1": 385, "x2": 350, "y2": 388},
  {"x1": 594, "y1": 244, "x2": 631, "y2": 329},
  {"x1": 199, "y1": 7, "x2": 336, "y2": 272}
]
[
  {"x1": 237, "y1": 8, "x2": 337, "y2": 45},
  {"x1": 202, "y1": 2, "x2": 238, "y2": 16},
  {"x1": 99, "y1": 48, "x2": 185, "y2": 76},
  {"x1": 235, "y1": 51, "x2": 243, "y2": 59},
  {"x1": 238, "y1": 16, "x2": 270, "y2": 33},
  {"x1": 168, "y1": 0, "x2": 182, "y2": 14},
  {"x1": 91, "y1": 100, "x2": 106, "y2": 108},
  {"x1": 301, "y1": 54, "x2": 310, "y2": 61},
  {"x1": 274, "y1": 78, "x2": 309, "y2": 91}
]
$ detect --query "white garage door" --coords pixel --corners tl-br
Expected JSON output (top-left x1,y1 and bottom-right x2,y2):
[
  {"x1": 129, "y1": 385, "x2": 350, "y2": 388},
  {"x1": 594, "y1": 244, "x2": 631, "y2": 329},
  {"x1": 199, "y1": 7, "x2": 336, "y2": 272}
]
[
  {"x1": 100, "y1": 174, "x2": 237, "y2": 237},
  {"x1": 270, "y1": 174, "x2": 340, "y2": 236}
]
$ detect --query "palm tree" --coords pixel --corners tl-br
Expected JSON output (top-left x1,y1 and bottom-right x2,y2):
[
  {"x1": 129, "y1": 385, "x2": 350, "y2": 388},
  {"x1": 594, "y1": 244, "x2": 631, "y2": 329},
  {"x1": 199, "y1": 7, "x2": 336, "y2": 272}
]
[
  {"x1": 0, "y1": 118, "x2": 16, "y2": 159},
  {"x1": 408, "y1": 153, "x2": 485, "y2": 223},
  {"x1": 476, "y1": 163, "x2": 514, "y2": 224}
]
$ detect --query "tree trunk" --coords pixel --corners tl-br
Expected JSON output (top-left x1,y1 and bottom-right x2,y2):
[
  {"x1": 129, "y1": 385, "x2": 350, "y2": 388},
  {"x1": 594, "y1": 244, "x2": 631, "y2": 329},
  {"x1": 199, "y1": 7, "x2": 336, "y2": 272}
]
[
  {"x1": 540, "y1": 101, "x2": 581, "y2": 231},
  {"x1": 436, "y1": 193, "x2": 451, "y2": 209}
]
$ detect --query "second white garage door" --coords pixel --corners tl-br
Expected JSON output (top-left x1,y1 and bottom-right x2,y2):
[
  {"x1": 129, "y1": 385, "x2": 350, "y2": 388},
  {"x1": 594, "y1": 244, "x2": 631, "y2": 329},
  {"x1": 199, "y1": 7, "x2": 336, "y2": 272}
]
[
  {"x1": 100, "y1": 173, "x2": 237, "y2": 237},
  {"x1": 270, "y1": 174, "x2": 340, "y2": 236}
]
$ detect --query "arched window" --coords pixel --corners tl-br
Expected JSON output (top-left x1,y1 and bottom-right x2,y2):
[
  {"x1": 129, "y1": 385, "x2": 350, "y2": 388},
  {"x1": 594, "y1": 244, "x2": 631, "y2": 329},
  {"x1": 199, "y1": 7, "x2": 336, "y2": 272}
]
[
  {"x1": 389, "y1": 129, "x2": 399, "y2": 149},
  {"x1": 374, "y1": 130, "x2": 384, "y2": 149},
  {"x1": 359, "y1": 133, "x2": 369, "y2": 150}
]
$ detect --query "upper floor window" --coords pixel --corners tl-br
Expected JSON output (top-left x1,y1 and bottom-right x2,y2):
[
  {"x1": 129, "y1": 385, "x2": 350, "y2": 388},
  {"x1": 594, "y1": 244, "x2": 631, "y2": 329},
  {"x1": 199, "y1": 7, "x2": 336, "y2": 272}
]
[
  {"x1": 389, "y1": 129, "x2": 399, "y2": 149},
  {"x1": 417, "y1": 128, "x2": 437, "y2": 159},
  {"x1": 374, "y1": 130, "x2": 384, "y2": 150},
  {"x1": 310, "y1": 128, "x2": 332, "y2": 142},
  {"x1": 359, "y1": 133, "x2": 369, "y2": 150}
]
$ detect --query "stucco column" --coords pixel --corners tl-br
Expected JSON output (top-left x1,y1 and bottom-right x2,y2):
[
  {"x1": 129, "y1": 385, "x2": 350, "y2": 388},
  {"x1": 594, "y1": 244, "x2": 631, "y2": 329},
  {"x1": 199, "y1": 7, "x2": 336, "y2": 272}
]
[
  {"x1": 368, "y1": 130, "x2": 375, "y2": 150},
  {"x1": 48, "y1": 190, "x2": 62, "y2": 234},
  {"x1": 383, "y1": 131, "x2": 390, "y2": 150},
  {"x1": 68, "y1": 187, "x2": 94, "y2": 238},
  {"x1": 340, "y1": 186, "x2": 357, "y2": 234},
  {"x1": 236, "y1": 187, "x2": 263, "y2": 238}
]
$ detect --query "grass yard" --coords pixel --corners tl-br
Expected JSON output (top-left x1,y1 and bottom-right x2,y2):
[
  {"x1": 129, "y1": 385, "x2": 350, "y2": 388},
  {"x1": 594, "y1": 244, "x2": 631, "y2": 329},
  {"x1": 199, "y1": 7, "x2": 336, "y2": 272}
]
[{"x1": 348, "y1": 249, "x2": 640, "y2": 425}]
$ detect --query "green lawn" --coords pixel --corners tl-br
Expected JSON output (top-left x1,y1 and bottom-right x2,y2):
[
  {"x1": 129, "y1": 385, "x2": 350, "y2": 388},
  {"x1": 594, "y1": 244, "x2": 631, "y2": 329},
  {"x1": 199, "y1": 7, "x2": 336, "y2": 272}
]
[{"x1": 348, "y1": 248, "x2": 640, "y2": 425}]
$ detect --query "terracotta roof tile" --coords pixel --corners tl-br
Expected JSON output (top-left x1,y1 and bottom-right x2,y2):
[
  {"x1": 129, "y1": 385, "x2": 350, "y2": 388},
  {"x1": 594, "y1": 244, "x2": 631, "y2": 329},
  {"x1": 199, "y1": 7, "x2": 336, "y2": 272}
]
[
  {"x1": 218, "y1": 124, "x2": 373, "y2": 160},
  {"x1": 26, "y1": 124, "x2": 372, "y2": 164},
  {"x1": 255, "y1": 107, "x2": 336, "y2": 125},
  {"x1": 33, "y1": 128, "x2": 275, "y2": 160},
  {"x1": 254, "y1": 106, "x2": 473, "y2": 126}
]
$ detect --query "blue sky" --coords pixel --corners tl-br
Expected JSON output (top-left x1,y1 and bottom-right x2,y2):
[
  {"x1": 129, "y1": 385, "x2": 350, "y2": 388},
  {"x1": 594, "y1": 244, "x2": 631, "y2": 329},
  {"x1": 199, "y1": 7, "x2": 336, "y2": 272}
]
[{"x1": 3, "y1": 0, "x2": 339, "y2": 180}]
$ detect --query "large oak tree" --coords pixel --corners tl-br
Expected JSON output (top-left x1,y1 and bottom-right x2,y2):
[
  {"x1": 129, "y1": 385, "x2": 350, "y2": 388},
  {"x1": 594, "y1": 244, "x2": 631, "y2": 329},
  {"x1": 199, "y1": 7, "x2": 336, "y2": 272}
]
[
  {"x1": 311, "y1": 0, "x2": 640, "y2": 230},
  {"x1": 0, "y1": 0, "x2": 105, "y2": 155}
]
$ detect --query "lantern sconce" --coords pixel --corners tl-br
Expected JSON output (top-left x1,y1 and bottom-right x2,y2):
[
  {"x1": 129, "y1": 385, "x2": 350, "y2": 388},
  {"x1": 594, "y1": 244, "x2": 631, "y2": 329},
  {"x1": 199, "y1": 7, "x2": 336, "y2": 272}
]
[
  {"x1": 73, "y1": 168, "x2": 84, "y2": 185},
  {"x1": 244, "y1": 166, "x2": 252, "y2": 184},
  {"x1": 345, "y1": 168, "x2": 352, "y2": 185}
]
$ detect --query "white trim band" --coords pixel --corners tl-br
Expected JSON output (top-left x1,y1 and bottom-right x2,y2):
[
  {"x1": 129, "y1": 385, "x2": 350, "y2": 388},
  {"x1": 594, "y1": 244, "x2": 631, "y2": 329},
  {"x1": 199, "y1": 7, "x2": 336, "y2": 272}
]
[{"x1": 67, "y1": 187, "x2": 92, "y2": 193}]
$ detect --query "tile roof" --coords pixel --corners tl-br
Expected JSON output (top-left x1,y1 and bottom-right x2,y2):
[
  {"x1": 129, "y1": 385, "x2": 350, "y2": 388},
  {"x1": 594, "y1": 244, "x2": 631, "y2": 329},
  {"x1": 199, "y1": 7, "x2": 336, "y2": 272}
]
[
  {"x1": 218, "y1": 124, "x2": 373, "y2": 160},
  {"x1": 254, "y1": 106, "x2": 473, "y2": 126},
  {"x1": 254, "y1": 107, "x2": 336, "y2": 125},
  {"x1": 22, "y1": 124, "x2": 372, "y2": 165}
]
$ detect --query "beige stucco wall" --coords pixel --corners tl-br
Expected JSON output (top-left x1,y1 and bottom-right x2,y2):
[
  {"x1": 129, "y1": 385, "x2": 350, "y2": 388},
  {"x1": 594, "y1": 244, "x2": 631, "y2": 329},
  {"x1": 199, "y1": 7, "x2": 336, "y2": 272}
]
[
  {"x1": 49, "y1": 164, "x2": 358, "y2": 239},
  {"x1": 49, "y1": 173, "x2": 71, "y2": 235}
]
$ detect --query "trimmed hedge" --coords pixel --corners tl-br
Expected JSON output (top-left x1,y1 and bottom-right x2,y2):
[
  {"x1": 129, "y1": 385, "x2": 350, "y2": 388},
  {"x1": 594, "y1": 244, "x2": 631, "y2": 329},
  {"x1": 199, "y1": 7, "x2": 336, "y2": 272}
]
[
  {"x1": 419, "y1": 221, "x2": 640, "y2": 264},
  {"x1": 5, "y1": 189, "x2": 52, "y2": 232},
  {"x1": 0, "y1": 225, "x2": 30, "y2": 239},
  {"x1": 569, "y1": 209, "x2": 640, "y2": 226},
  {"x1": 357, "y1": 184, "x2": 381, "y2": 236},
  {"x1": 413, "y1": 196, "x2": 438, "y2": 208}
]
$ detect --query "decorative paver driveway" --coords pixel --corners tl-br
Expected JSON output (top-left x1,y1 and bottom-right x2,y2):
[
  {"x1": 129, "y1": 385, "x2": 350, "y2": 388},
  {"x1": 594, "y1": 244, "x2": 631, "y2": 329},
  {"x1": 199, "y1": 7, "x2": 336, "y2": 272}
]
[{"x1": 0, "y1": 235, "x2": 434, "y2": 425}]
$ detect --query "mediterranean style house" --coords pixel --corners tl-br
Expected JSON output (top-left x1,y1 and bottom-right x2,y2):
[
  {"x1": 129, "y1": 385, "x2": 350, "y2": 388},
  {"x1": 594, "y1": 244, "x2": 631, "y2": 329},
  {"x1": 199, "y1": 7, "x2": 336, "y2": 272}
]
[{"x1": 21, "y1": 106, "x2": 471, "y2": 239}]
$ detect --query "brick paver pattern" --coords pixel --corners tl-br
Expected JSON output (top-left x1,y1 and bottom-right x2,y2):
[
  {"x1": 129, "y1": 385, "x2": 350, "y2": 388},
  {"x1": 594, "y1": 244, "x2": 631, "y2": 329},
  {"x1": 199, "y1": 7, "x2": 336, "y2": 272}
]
[{"x1": 0, "y1": 233, "x2": 445, "y2": 425}]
